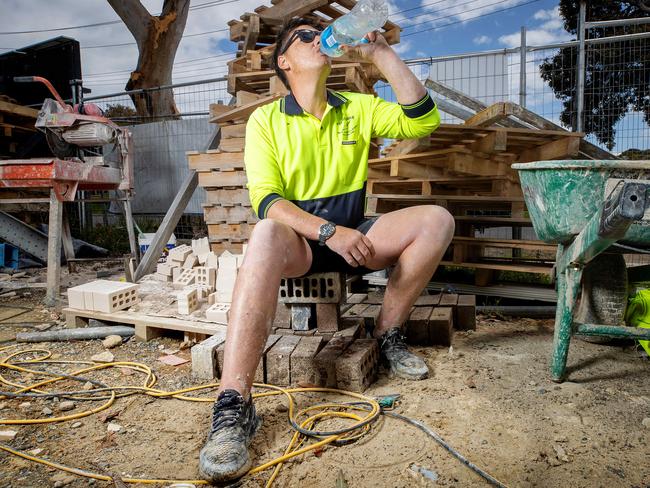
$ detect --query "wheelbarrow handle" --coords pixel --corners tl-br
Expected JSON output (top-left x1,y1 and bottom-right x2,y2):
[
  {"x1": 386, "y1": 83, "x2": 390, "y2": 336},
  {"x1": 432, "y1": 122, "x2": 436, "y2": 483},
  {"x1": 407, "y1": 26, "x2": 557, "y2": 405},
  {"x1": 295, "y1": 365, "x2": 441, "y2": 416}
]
[{"x1": 13, "y1": 76, "x2": 35, "y2": 82}]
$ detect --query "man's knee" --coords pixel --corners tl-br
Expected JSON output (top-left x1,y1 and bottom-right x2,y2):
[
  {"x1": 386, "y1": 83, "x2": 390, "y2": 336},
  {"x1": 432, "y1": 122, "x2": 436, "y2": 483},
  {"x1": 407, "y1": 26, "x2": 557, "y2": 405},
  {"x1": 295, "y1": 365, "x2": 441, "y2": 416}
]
[
  {"x1": 418, "y1": 205, "x2": 455, "y2": 242},
  {"x1": 249, "y1": 219, "x2": 292, "y2": 246}
]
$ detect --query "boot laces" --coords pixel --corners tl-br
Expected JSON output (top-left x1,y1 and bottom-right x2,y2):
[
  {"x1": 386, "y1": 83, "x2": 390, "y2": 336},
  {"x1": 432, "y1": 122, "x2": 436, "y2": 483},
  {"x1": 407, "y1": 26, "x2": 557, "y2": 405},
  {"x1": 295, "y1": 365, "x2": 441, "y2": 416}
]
[{"x1": 210, "y1": 391, "x2": 245, "y2": 434}]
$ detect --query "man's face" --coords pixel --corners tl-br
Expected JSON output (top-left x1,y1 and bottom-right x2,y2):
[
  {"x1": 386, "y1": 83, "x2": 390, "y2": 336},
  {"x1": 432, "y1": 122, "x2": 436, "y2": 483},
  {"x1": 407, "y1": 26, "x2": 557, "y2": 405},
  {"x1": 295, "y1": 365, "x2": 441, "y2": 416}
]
[{"x1": 278, "y1": 25, "x2": 331, "y2": 85}]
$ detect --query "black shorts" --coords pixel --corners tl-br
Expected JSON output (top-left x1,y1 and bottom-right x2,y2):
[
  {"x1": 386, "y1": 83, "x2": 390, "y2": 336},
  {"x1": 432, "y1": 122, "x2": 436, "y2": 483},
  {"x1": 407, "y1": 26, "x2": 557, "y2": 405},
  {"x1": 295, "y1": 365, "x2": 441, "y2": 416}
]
[{"x1": 302, "y1": 217, "x2": 378, "y2": 277}]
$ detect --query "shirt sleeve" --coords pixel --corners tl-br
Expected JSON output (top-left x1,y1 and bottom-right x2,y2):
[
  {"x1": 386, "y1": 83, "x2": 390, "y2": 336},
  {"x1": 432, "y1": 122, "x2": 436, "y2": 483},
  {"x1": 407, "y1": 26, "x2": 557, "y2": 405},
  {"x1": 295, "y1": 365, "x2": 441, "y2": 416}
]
[
  {"x1": 370, "y1": 91, "x2": 441, "y2": 140},
  {"x1": 244, "y1": 108, "x2": 285, "y2": 219}
]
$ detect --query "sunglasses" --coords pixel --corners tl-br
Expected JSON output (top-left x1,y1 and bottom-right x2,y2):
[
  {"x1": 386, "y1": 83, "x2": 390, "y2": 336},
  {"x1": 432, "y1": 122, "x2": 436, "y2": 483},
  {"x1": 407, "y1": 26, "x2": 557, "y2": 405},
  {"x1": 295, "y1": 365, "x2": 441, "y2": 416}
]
[{"x1": 280, "y1": 29, "x2": 321, "y2": 55}]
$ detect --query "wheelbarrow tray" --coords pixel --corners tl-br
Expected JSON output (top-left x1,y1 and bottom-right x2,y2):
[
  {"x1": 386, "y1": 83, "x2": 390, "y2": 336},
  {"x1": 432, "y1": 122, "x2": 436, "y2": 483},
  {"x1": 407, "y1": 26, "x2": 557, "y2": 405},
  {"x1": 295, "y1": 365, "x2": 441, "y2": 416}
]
[{"x1": 512, "y1": 160, "x2": 650, "y2": 245}]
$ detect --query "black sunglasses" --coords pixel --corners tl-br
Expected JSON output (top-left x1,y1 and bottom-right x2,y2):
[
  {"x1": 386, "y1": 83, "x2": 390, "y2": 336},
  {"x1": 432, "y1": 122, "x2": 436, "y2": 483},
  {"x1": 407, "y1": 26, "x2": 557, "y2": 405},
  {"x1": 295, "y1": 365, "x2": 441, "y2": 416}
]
[{"x1": 280, "y1": 29, "x2": 321, "y2": 55}]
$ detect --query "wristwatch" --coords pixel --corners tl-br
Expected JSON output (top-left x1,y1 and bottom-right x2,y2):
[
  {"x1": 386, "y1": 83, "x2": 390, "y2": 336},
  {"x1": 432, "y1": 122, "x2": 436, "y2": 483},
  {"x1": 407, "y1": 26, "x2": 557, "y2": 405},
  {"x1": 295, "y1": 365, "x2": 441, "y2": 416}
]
[{"x1": 318, "y1": 221, "x2": 336, "y2": 246}]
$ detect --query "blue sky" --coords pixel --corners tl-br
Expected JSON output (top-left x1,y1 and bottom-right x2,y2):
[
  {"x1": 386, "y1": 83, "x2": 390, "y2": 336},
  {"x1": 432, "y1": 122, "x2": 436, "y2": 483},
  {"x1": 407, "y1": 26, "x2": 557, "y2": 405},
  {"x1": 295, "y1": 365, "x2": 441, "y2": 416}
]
[{"x1": 1, "y1": 0, "x2": 569, "y2": 93}]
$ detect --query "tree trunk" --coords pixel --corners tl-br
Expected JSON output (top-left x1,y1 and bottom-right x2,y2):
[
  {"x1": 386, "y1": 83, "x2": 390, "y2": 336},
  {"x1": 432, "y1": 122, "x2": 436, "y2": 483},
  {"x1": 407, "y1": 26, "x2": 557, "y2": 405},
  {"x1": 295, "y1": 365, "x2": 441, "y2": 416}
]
[{"x1": 107, "y1": 0, "x2": 190, "y2": 120}]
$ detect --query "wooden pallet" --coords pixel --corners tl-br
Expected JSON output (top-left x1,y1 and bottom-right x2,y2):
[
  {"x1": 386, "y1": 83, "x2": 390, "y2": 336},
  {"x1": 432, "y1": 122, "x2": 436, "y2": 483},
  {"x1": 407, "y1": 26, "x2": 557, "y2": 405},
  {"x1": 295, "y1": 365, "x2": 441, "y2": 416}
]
[{"x1": 63, "y1": 307, "x2": 227, "y2": 341}]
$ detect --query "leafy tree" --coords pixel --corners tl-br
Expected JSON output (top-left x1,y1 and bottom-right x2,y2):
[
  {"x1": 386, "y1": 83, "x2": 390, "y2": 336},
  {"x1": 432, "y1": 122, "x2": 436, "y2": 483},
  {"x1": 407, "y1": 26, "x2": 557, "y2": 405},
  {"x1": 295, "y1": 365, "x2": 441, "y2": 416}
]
[
  {"x1": 103, "y1": 103, "x2": 138, "y2": 125},
  {"x1": 107, "y1": 0, "x2": 190, "y2": 119},
  {"x1": 539, "y1": 1, "x2": 649, "y2": 149}
]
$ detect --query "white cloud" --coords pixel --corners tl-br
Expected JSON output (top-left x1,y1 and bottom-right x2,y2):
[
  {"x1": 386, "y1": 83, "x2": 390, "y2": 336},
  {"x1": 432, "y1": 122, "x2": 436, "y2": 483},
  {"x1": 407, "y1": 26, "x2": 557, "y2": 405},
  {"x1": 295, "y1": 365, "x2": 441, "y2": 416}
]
[
  {"x1": 498, "y1": 5, "x2": 571, "y2": 48},
  {"x1": 392, "y1": 39, "x2": 412, "y2": 55},
  {"x1": 473, "y1": 35, "x2": 492, "y2": 45}
]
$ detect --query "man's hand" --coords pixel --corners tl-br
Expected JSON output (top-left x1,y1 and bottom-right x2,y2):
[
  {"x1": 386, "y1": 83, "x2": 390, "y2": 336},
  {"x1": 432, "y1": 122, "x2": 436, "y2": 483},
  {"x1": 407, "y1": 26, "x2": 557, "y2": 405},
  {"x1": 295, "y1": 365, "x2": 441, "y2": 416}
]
[
  {"x1": 339, "y1": 30, "x2": 391, "y2": 63},
  {"x1": 326, "y1": 226, "x2": 375, "y2": 267}
]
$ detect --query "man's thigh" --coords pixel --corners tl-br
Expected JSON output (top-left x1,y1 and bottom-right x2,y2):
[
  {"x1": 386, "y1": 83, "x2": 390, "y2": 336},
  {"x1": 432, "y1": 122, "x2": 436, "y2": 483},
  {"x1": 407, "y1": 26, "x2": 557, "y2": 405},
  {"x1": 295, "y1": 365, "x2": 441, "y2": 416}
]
[{"x1": 363, "y1": 205, "x2": 450, "y2": 270}]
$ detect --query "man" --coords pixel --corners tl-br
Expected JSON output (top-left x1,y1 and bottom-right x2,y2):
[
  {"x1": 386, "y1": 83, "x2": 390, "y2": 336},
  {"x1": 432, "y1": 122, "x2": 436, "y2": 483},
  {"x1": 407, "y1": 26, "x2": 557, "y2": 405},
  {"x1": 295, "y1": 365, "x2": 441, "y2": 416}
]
[{"x1": 199, "y1": 17, "x2": 454, "y2": 482}]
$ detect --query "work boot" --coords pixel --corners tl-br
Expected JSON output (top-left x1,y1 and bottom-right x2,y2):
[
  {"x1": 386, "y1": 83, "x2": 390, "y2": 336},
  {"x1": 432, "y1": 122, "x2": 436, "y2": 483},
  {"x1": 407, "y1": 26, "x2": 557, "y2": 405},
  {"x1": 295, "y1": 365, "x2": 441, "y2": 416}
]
[
  {"x1": 198, "y1": 389, "x2": 261, "y2": 483},
  {"x1": 379, "y1": 327, "x2": 429, "y2": 380}
]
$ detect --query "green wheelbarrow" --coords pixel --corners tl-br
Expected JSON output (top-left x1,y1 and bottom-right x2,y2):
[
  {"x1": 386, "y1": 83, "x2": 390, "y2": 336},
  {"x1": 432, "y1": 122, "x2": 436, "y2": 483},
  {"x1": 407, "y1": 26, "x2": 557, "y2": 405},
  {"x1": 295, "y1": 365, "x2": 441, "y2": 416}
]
[{"x1": 512, "y1": 160, "x2": 650, "y2": 382}]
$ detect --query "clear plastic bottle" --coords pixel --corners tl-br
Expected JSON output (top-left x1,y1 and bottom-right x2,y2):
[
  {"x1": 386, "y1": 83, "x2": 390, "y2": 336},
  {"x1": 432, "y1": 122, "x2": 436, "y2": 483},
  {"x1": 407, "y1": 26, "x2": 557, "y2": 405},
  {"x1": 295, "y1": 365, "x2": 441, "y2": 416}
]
[{"x1": 319, "y1": 0, "x2": 389, "y2": 58}]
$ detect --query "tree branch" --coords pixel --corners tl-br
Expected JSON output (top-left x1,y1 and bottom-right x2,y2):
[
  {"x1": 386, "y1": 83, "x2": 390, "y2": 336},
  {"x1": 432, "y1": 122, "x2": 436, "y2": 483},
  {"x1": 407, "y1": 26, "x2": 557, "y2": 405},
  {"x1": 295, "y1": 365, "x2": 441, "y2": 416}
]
[{"x1": 107, "y1": 0, "x2": 151, "y2": 45}]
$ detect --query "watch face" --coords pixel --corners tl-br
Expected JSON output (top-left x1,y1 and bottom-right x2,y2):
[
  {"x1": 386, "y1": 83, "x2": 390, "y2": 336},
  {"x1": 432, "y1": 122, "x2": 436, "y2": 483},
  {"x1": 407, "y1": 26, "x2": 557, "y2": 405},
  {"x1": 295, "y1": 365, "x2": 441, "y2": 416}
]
[{"x1": 323, "y1": 222, "x2": 336, "y2": 237}]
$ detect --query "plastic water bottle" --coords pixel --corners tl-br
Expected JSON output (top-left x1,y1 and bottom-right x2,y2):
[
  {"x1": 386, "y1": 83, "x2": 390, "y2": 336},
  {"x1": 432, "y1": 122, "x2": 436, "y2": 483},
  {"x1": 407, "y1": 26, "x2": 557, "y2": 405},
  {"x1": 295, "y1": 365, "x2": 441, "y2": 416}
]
[{"x1": 319, "y1": 0, "x2": 389, "y2": 58}]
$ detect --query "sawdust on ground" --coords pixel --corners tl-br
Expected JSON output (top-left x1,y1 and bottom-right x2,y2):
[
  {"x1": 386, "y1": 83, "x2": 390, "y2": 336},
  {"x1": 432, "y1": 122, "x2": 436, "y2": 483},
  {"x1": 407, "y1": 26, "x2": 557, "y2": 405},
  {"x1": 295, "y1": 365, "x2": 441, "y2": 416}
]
[{"x1": 0, "y1": 284, "x2": 649, "y2": 488}]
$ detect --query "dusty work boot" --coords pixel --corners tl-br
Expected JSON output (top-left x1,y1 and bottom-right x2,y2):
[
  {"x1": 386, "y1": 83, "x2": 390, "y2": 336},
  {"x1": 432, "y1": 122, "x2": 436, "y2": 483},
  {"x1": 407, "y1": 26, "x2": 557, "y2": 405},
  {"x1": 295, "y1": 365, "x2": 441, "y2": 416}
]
[
  {"x1": 379, "y1": 327, "x2": 429, "y2": 380},
  {"x1": 198, "y1": 389, "x2": 261, "y2": 483}
]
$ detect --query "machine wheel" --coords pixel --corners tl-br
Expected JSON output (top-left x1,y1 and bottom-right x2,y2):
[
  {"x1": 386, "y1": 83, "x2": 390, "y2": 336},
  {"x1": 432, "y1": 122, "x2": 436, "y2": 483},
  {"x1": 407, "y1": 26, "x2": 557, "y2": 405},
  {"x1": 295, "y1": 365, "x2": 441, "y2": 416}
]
[
  {"x1": 46, "y1": 131, "x2": 76, "y2": 159},
  {"x1": 574, "y1": 253, "x2": 628, "y2": 344}
]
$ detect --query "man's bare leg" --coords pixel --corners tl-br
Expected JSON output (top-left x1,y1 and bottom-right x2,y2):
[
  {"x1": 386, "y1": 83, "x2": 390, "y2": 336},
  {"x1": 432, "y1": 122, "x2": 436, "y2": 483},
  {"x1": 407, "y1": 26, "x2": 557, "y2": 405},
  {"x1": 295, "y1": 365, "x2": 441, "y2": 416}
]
[
  {"x1": 363, "y1": 205, "x2": 454, "y2": 378},
  {"x1": 364, "y1": 205, "x2": 455, "y2": 335},
  {"x1": 199, "y1": 219, "x2": 312, "y2": 482}
]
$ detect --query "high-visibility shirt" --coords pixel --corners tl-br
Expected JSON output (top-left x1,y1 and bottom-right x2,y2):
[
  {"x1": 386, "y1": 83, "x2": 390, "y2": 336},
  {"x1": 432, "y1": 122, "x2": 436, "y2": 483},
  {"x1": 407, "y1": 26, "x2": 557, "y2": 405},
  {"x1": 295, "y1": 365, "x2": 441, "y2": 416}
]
[{"x1": 244, "y1": 89, "x2": 440, "y2": 226}]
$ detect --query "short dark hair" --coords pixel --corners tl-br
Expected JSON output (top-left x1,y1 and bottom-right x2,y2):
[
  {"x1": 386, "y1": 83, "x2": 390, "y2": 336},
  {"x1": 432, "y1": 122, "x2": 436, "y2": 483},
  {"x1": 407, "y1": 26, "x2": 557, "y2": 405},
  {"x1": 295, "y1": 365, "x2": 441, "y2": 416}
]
[{"x1": 272, "y1": 17, "x2": 322, "y2": 90}]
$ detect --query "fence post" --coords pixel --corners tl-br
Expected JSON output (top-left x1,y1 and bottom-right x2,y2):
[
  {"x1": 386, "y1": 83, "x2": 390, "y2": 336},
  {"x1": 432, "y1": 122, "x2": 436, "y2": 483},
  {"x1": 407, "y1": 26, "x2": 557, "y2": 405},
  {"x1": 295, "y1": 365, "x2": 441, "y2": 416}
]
[
  {"x1": 519, "y1": 26, "x2": 527, "y2": 108},
  {"x1": 576, "y1": 0, "x2": 587, "y2": 133}
]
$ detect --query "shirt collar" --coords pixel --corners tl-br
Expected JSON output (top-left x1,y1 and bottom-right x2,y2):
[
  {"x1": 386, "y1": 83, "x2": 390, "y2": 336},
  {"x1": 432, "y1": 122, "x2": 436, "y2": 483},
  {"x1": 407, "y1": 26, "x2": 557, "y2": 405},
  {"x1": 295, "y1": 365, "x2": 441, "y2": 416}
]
[{"x1": 281, "y1": 90, "x2": 348, "y2": 115}]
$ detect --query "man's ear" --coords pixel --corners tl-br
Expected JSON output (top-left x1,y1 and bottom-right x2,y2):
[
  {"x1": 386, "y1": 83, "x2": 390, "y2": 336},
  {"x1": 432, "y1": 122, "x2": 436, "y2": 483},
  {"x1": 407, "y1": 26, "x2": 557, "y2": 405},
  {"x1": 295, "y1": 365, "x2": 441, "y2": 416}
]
[{"x1": 277, "y1": 54, "x2": 290, "y2": 71}]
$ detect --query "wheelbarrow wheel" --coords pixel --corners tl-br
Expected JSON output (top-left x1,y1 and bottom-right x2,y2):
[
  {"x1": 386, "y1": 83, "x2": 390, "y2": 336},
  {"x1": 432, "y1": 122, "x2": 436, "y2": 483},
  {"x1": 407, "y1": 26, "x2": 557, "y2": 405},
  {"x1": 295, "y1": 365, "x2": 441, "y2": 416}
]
[{"x1": 575, "y1": 253, "x2": 628, "y2": 344}]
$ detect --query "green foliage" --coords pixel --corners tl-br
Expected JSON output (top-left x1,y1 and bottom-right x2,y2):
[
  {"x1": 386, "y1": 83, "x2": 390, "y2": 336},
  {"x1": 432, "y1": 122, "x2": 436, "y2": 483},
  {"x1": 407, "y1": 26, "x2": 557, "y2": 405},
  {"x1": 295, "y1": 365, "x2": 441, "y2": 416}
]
[
  {"x1": 103, "y1": 104, "x2": 138, "y2": 125},
  {"x1": 620, "y1": 148, "x2": 650, "y2": 159},
  {"x1": 539, "y1": 1, "x2": 650, "y2": 149}
]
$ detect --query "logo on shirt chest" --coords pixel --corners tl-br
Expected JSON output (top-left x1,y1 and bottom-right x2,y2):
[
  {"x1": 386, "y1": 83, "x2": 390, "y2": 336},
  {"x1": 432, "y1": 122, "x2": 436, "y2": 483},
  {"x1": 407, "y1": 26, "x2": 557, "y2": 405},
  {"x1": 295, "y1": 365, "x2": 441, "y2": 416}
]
[{"x1": 338, "y1": 115, "x2": 357, "y2": 145}]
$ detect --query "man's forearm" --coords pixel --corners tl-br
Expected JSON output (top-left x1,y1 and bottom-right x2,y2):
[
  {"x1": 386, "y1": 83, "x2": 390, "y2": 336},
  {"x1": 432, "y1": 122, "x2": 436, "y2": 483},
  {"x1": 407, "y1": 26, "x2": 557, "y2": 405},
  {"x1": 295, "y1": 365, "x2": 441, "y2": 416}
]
[
  {"x1": 371, "y1": 46, "x2": 426, "y2": 105},
  {"x1": 265, "y1": 199, "x2": 326, "y2": 241}
]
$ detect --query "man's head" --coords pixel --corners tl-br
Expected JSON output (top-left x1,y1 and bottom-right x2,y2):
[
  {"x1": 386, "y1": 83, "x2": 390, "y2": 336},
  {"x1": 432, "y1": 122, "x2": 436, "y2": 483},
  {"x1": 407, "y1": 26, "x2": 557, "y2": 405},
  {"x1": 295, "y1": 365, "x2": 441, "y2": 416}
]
[{"x1": 272, "y1": 17, "x2": 330, "y2": 90}]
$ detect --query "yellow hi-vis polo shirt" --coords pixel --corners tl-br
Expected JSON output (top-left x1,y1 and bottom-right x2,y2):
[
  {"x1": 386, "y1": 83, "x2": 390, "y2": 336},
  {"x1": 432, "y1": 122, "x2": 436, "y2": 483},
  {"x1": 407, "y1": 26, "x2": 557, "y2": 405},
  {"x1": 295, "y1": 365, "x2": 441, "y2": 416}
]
[{"x1": 244, "y1": 90, "x2": 440, "y2": 227}]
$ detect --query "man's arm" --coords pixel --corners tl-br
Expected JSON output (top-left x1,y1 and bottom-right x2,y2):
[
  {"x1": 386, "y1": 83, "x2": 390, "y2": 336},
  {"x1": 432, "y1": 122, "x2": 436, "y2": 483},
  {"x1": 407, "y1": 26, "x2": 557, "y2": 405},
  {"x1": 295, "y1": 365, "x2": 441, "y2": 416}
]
[
  {"x1": 342, "y1": 32, "x2": 426, "y2": 105},
  {"x1": 266, "y1": 200, "x2": 375, "y2": 267}
]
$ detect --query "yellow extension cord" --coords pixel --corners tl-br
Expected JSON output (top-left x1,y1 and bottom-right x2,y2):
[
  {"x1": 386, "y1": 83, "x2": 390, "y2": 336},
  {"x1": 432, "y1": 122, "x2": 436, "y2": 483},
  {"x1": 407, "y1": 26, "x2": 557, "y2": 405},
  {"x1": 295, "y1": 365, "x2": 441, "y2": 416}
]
[{"x1": 0, "y1": 344, "x2": 380, "y2": 487}]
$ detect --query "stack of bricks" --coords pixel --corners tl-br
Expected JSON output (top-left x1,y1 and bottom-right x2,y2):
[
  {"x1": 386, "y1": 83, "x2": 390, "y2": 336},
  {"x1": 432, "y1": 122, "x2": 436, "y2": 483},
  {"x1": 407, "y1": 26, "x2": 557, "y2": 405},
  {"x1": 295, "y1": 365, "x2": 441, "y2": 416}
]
[
  {"x1": 191, "y1": 0, "x2": 403, "y2": 254},
  {"x1": 67, "y1": 280, "x2": 139, "y2": 313},
  {"x1": 191, "y1": 271, "x2": 381, "y2": 392},
  {"x1": 150, "y1": 237, "x2": 246, "y2": 325}
]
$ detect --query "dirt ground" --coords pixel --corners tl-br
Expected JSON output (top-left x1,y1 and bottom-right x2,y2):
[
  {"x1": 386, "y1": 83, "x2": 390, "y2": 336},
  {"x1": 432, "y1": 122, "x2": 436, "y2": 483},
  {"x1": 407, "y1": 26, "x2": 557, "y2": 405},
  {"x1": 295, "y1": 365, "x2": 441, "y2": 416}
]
[{"x1": 0, "y1": 268, "x2": 649, "y2": 488}]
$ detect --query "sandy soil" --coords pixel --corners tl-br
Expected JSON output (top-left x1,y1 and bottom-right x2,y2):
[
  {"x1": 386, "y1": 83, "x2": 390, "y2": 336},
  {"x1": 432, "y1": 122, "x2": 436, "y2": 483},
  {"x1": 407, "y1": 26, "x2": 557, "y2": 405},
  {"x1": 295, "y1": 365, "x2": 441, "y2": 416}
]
[{"x1": 0, "y1": 276, "x2": 648, "y2": 488}]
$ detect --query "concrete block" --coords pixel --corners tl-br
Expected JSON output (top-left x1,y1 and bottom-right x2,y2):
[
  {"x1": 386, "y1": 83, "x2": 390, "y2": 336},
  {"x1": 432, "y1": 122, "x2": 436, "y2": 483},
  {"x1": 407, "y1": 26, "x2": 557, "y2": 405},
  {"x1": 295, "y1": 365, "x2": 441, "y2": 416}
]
[
  {"x1": 208, "y1": 292, "x2": 218, "y2": 305},
  {"x1": 406, "y1": 307, "x2": 433, "y2": 346},
  {"x1": 153, "y1": 272, "x2": 172, "y2": 282},
  {"x1": 71, "y1": 280, "x2": 139, "y2": 313},
  {"x1": 172, "y1": 267, "x2": 182, "y2": 281},
  {"x1": 456, "y1": 295, "x2": 476, "y2": 330},
  {"x1": 334, "y1": 318, "x2": 363, "y2": 340},
  {"x1": 429, "y1": 307, "x2": 453, "y2": 346},
  {"x1": 195, "y1": 267, "x2": 216, "y2": 289},
  {"x1": 316, "y1": 303, "x2": 340, "y2": 333},
  {"x1": 191, "y1": 331, "x2": 227, "y2": 380},
  {"x1": 182, "y1": 254, "x2": 199, "y2": 269},
  {"x1": 169, "y1": 244, "x2": 192, "y2": 263},
  {"x1": 291, "y1": 304, "x2": 312, "y2": 331},
  {"x1": 335, "y1": 339, "x2": 379, "y2": 392},
  {"x1": 67, "y1": 284, "x2": 85, "y2": 310},
  {"x1": 313, "y1": 334, "x2": 355, "y2": 387},
  {"x1": 253, "y1": 335, "x2": 282, "y2": 383},
  {"x1": 279, "y1": 272, "x2": 344, "y2": 304},
  {"x1": 156, "y1": 262, "x2": 175, "y2": 276},
  {"x1": 218, "y1": 250, "x2": 238, "y2": 269},
  {"x1": 189, "y1": 285, "x2": 211, "y2": 301},
  {"x1": 216, "y1": 267, "x2": 237, "y2": 293},
  {"x1": 290, "y1": 336, "x2": 324, "y2": 386},
  {"x1": 205, "y1": 252, "x2": 219, "y2": 269},
  {"x1": 173, "y1": 268, "x2": 195, "y2": 288},
  {"x1": 235, "y1": 254, "x2": 245, "y2": 268},
  {"x1": 266, "y1": 335, "x2": 300, "y2": 386},
  {"x1": 192, "y1": 237, "x2": 210, "y2": 257},
  {"x1": 205, "y1": 302, "x2": 230, "y2": 324},
  {"x1": 273, "y1": 303, "x2": 292, "y2": 328},
  {"x1": 216, "y1": 290, "x2": 233, "y2": 303},
  {"x1": 177, "y1": 289, "x2": 198, "y2": 315}
]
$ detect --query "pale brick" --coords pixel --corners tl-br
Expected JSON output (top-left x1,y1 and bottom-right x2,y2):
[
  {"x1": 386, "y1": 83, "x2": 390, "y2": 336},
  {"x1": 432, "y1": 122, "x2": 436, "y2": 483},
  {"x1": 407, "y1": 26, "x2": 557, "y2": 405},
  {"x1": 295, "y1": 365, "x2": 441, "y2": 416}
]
[
  {"x1": 195, "y1": 267, "x2": 216, "y2": 289},
  {"x1": 279, "y1": 272, "x2": 344, "y2": 304},
  {"x1": 173, "y1": 268, "x2": 195, "y2": 289},
  {"x1": 71, "y1": 280, "x2": 139, "y2": 313},
  {"x1": 177, "y1": 289, "x2": 198, "y2": 315},
  {"x1": 205, "y1": 302, "x2": 230, "y2": 324},
  {"x1": 191, "y1": 331, "x2": 227, "y2": 380},
  {"x1": 169, "y1": 244, "x2": 192, "y2": 263},
  {"x1": 182, "y1": 254, "x2": 199, "y2": 269}
]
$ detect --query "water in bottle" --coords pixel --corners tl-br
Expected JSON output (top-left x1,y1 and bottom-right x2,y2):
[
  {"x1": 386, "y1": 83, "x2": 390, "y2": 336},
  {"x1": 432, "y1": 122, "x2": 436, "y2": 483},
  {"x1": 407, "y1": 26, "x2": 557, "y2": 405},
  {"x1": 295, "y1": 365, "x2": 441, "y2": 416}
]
[{"x1": 319, "y1": 0, "x2": 389, "y2": 58}]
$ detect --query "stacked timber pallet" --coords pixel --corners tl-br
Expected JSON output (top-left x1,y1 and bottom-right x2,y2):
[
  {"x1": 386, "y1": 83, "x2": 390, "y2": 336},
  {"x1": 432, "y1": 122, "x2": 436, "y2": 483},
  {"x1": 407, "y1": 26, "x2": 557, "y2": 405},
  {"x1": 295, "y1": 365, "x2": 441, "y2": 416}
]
[
  {"x1": 366, "y1": 80, "x2": 617, "y2": 283},
  {"x1": 0, "y1": 96, "x2": 39, "y2": 159},
  {"x1": 192, "y1": 0, "x2": 401, "y2": 254}
]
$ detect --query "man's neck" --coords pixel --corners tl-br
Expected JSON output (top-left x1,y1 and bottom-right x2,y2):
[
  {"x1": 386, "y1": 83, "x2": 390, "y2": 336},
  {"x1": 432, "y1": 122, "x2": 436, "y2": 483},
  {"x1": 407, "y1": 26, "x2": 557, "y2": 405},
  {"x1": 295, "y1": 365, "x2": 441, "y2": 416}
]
[{"x1": 290, "y1": 75, "x2": 329, "y2": 120}]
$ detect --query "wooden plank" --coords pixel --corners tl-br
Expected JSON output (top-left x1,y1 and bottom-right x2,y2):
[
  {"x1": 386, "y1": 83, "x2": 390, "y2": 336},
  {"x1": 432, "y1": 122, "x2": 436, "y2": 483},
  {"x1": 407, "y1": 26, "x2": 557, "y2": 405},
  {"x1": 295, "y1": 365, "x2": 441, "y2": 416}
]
[
  {"x1": 517, "y1": 136, "x2": 580, "y2": 162},
  {"x1": 203, "y1": 205, "x2": 257, "y2": 224},
  {"x1": 437, "y1": 260, "x2": 554, "y2": 275},
  {"x1": 257, "y1": 0, "x2": 330, "y2": 21},
  {"x1": 464, "y1": 103, "x2": 513, "y2": 128},
  {"x1": 198, "y1": 170, "x2": 247, "y2": 188},
  {"x1": 424, "y1": 78, "x2": 486, "y2": 113},
  {"x1": 220, "y1": 123, "x2": 247, "y2": 139},
  {"x1": 470, "y1": 130, "x2": 508, "y2": 153},
  {"x1": 0, "y1": 100, "x2": 38, "y2": 119},
  {"x1": 210, "y1": 94, "x2": 281, "y2": 124},
  {"x1": 62, "y1": 307, "x2": 227, "y2": 341},
  {"x1": 205, "y1": 188, "x2": 251, "y2": 206},
  {"x1": 452, "y1": 236, "x2": 556, "y2": 251},
  {"x1": 188, "y1": 152, "x2": 245, "y2": 171},
  {"x1": 243, "y1": 13, "x2": 260, "y2": 54},
  {"x1": 207, "y1": 223, "x2": 254, "y2": 240},
  {"x1": 389, "y1": 160, "x2": 445, "y2": 179}
]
